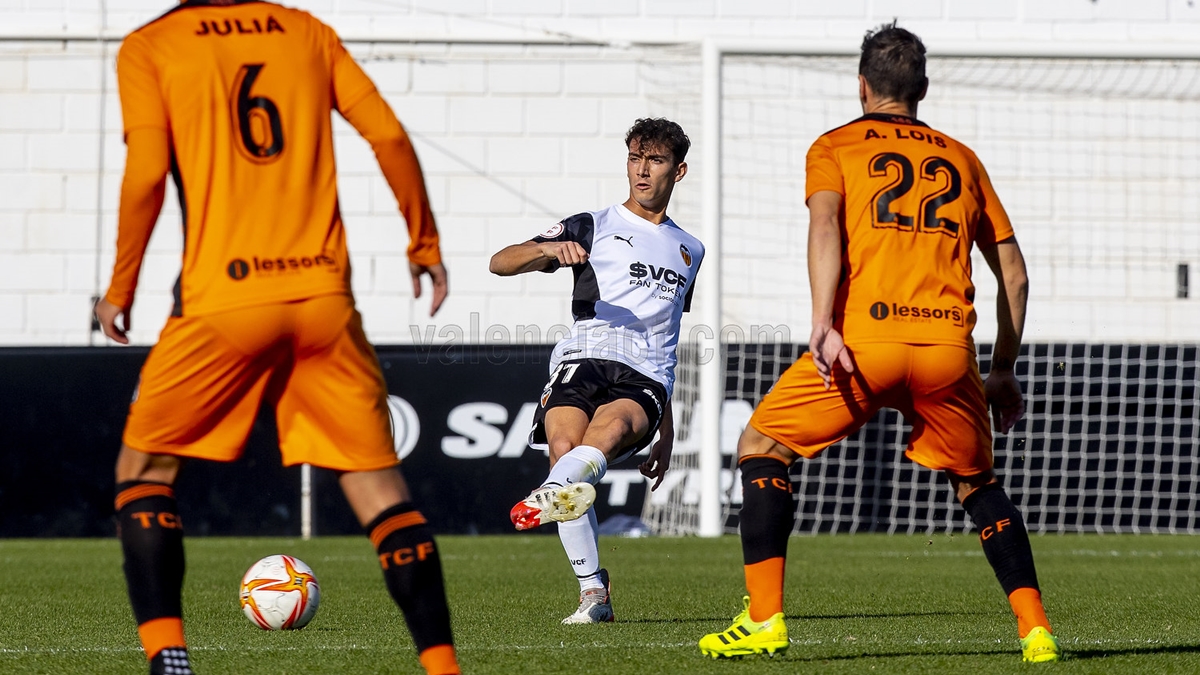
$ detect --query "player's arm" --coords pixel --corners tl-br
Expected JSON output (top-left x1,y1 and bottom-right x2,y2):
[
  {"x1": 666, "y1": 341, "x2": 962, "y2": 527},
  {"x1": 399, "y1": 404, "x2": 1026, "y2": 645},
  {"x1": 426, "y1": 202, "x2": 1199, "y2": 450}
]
[
  {"x1": 807, "y1": 189, "x2": 854, "y2": 388},
  {"x1": 95, "y1": 128, "x2": 170, "y2": 344},
  {"x1": 639, "y1": 402, "x2": 673, "y2": 491},
  {"x1": 333, "y1": 38, "x2": 446, "y2": 315},
  {"x1": 488, "y1": 240, "x2": 588, "y2": 276},
  {"x1": 980, "y1": 237, "x2": 1029, "y2": 433},
  {"x1": 95, "y1": 34, "x2": 170, "y2": 345}
]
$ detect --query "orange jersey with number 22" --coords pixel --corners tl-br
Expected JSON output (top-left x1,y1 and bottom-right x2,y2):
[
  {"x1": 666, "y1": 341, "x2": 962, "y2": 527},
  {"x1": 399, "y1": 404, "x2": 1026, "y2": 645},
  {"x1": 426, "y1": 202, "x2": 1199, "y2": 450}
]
[{"x1": 806, "y1": 113, "x2": 1014, "y2": 349}]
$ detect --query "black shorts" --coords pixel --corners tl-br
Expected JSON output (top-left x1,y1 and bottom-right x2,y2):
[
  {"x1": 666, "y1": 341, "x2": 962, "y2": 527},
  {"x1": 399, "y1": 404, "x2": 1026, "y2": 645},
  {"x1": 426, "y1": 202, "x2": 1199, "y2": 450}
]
[{"x1": 529, "y1": 358, "x2": 668, "y2": 463}]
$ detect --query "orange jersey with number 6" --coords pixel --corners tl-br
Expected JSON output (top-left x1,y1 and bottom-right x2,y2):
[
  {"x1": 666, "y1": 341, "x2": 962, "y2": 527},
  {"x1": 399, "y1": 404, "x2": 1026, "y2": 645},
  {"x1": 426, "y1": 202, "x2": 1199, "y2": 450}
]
[
  {"x1": 112, "y1": 0, "x2": 437, "y2": 316},
  {"x1": 806, "y1": 113, "x2": 1014, "y2": 350}
]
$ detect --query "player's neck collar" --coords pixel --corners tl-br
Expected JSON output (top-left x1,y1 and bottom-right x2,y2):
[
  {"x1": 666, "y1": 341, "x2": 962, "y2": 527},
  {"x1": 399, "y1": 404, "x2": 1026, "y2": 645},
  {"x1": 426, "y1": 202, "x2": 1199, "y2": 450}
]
[
  {"x1": 859, "y1": 112, "x2": 929, "y2": 128},
  {"x1": 616, "y1": 203, "x2": 672, "y2": 228}
]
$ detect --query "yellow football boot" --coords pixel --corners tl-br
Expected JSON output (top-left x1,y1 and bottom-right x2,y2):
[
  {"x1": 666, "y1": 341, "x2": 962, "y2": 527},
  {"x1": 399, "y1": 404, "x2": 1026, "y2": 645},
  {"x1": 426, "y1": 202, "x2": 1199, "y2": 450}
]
[
  {"x1": 698, "y1": 596, "x2": 789, "y2": 659},
  {"x1": 1020, "y1": 626, "x2": 1061, "y2": 663}
]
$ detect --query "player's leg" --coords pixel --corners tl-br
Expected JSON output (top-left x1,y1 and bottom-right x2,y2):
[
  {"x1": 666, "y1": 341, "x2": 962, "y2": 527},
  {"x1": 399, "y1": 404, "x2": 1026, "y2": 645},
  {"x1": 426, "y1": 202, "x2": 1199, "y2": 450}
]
[
  {"x1": 340, "y1": 469, "x2": 458, "y2": 675},
  {"x1": 734, "y1": 426, "x2": 797, "y2": 626},
  {"x1": 278, "y1": 295, "x2": 458, "y2": 675},
  {"x1": 114, "y1": 447, "x2": 193, "y2": 675},
  {"x1": 548, "y1": 396, "x2": 649, "y2": 487},
  {"x1": 554, "y1": 397, "x2": 650, "y2": 624},
  {"x1": 700, "y1": 349, "x2": 888, "y2": 658},
  {"x1": 116, "y1": 310, "x2": 283, "y2": 675},
  {"x1": 510, "y1": 405, "x2": 598, "y2": 530},
  {"x1": 948, "y1": 471, "x2": 1056, "y2": 661},
  {"x1": 697, "y1": 429, "x2": 795, "y2": 658},
  {"x1": 511, "y1": 360, "x2": 615, "y2": 531},
  {"x1": 906, "y1": 345, "x2": 1058, "y2": 662},
  {"x1": 556, "y1": 363, "x2": 662, "y2": 492}
]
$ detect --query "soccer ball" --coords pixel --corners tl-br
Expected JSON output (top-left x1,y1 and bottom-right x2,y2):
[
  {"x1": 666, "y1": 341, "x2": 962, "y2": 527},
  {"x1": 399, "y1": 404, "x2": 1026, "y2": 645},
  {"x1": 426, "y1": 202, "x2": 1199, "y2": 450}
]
[{"x1": 240, "y1": 554, "x2": 321, "y2": 630}]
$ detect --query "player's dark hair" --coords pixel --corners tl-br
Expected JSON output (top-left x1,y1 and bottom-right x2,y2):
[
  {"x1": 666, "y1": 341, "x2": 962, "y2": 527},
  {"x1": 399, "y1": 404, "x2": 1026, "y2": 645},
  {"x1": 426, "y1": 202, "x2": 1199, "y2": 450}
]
[
  {"x1": 625, "y1": 118, "x2": 690, "y2": 164},
  {"x1": 859, "y1": 21, "x2": 927, "y2": 107}
]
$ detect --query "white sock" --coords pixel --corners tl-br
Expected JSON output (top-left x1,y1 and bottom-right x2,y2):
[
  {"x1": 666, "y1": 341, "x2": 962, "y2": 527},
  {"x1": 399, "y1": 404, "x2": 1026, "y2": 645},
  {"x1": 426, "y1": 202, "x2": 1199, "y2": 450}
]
[
  {"x1": 543, "y1": 445, "x2": 608, "y2": 488},
  {"x1": 558, "y1": 508, "x2": 603, "y2": 591}
]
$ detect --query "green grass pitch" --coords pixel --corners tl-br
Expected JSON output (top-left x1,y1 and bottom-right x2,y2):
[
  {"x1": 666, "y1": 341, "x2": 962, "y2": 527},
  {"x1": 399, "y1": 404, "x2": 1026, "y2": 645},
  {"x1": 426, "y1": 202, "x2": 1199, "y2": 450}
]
[{"x1": 2, "y1": 534, "x2": 1199, "y2": 674}]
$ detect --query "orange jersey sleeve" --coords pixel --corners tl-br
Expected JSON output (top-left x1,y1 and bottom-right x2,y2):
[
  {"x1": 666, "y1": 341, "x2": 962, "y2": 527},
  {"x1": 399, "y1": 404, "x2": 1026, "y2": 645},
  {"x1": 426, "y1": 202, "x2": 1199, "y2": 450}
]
[
  {"x1": 108, "y1": 1, "x2": 439, "y2": 317},
  {"x1": 805, "y1": 113, "x2": 1015, "y2": 349},
  {"x1": 116, "y1": 33, "x2": 168, "y2": 135},
  {"x1": 972, "y1": 159, "x2": 1015, "y2": 248},
  {"x1": 805, "y1": 134, "x2": 844, "y2": 198},
  {"x1": 107, "y1": 35, "x2": 172, "y2": 309}
]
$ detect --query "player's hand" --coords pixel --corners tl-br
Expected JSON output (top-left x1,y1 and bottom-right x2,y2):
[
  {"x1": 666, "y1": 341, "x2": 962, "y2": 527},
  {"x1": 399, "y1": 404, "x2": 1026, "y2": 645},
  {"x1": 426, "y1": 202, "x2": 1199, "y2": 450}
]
[
  {"x1": 539, "y1": 241, "x2": 589, "y2": 266},
  {"x1": 639, "y1": 432, "x2": 674, "y2": 491},
  {"x1": 984, "y1": 369, "x2": 1025, "y2": 434},
  {"x1": 809, "y1": 323, "x2": 854, "y2": 390},
  {"x1": 94, "y1": 297, "x2": 132, "y2": 345},
  {"x1": 409, "y1": 261, "x2": 448, "y2": 316}
]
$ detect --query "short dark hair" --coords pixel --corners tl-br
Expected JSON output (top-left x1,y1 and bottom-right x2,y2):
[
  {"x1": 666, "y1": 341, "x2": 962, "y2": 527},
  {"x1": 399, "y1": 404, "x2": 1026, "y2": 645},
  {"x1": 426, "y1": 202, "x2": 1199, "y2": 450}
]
[
  {"x1": 625, "y1": 118, "x2": 690, "y2": 164},
  {"x1": 859, "y1": 21, "x2": 927, "y2": 106}
]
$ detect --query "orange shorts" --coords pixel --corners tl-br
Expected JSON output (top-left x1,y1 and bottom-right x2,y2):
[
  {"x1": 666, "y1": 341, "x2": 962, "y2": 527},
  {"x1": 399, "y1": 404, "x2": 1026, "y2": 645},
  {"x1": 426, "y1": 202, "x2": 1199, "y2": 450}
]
[
  {"x1": 749, "y1": 343, "x2": 992, "y2": 475},
  {"x1": 123, "y1": 294, "x2": 397, "y2": 472}
]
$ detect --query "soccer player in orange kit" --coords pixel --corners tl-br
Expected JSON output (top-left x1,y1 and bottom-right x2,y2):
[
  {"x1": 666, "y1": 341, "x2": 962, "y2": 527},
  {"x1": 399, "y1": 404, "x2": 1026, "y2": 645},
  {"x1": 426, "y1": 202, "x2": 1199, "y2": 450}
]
[
  {"x1": 698, "y1": 23, "x2": 1060, "y2": 663},
  {"x1": 94, "y1": 2, "x2": 458, "y2": 673}
]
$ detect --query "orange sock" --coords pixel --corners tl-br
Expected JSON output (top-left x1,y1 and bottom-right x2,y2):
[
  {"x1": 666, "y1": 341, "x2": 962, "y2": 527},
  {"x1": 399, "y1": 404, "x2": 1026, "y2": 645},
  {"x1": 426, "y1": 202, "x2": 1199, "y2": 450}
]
[
  {"x1": 137, "y1": 617, "x2": 185, "y2": 661},
  {"x1": 1008, "y1": 588, "x2": 1051, "y2": 638},
  {"x1": 418, "y1": 644, "x2": 460, "y2": 675},
  {"x1": 744, "y1": 557, "x2": 785, "y2": 623}
]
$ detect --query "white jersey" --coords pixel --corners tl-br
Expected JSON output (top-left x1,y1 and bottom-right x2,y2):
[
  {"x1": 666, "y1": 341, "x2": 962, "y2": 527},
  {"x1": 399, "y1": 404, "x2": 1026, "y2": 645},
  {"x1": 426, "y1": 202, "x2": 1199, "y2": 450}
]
[{"x1": 531, "y1": 203, "x2": 705, "y2": 398}]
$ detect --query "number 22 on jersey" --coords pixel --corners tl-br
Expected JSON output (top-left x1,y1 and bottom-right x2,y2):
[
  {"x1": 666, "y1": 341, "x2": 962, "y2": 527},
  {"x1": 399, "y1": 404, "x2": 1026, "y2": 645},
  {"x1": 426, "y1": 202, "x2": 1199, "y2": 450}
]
[{"x1": 869, "y1": 152, "x2": 962, "y2": 237}]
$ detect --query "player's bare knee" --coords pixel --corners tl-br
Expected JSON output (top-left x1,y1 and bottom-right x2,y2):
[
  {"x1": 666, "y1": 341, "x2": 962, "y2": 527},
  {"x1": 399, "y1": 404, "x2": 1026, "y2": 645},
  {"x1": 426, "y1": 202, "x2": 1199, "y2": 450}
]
[
  {"x1": 947, "y1": 469, "x2": 998, "y2": 504},
  {"x1": 547, "y1": 437, "x2": 577, "y2": 464},
  {"x1": 115, "y1": 444, "x2": 181, "y2": 484},
  {"x1": 736, "y1": 425, "x2": 795, "y2": 464}
]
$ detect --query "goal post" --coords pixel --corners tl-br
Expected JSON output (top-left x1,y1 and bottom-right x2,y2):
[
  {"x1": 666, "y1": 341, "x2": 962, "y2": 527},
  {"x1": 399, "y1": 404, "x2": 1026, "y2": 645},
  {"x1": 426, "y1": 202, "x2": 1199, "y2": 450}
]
[{"x1": 644, "y1": 39, "x2": 1200, "y2": 538}]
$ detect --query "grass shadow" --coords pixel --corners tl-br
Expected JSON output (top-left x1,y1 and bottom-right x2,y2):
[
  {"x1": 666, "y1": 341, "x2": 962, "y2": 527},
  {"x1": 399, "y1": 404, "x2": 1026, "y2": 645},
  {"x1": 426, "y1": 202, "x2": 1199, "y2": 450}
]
[
  {"x1": 791, "y1": 610, "x2": 982, "y2": 621},
  {"x1": 1064, "y1": 644, "x2": 1200, "y2": 660},
  {"x1": 620, "y1": 609, "x2": 977, "y2": 626}
]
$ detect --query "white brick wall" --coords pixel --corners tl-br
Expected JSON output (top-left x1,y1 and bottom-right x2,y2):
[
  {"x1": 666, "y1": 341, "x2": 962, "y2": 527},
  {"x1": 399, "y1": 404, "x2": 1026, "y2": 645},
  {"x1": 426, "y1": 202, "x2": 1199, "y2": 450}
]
[{"x1": 0, "y1": 1, "x2": 1197, "y2": 345}]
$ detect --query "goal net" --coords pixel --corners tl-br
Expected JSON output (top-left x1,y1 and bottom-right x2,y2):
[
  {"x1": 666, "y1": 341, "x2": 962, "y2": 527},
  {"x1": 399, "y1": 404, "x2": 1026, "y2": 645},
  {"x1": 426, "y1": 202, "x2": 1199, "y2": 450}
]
[{"x1": 642, "y1": 55, "x2": 1200, "y2": 536}]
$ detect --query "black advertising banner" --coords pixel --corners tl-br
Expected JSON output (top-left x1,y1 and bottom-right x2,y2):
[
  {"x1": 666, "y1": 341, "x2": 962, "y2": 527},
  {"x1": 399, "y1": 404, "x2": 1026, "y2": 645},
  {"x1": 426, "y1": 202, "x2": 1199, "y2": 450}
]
[{"x1": 0, "y1": 346, "x2": 650, "y2": 537}]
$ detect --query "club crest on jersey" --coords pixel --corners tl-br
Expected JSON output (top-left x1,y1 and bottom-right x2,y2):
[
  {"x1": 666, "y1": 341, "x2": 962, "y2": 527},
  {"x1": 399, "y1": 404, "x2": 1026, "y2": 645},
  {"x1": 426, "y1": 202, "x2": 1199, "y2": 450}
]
[
  {"x1": 538, "y1": 222, "x2": 565, "y2": 239},
  {"x1": 540, "y1": 387, "x2": 552, "y2": 407},
  {"x1": 679, "y1": 244, "x2": 692, "y2": 266}
]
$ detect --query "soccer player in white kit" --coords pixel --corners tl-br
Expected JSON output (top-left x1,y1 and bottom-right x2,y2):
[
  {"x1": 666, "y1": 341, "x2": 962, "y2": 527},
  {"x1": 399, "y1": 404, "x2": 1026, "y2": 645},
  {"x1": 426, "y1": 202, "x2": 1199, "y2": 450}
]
[{"x1": 489, "y1": 118, "x2": 704, "y2": 624}]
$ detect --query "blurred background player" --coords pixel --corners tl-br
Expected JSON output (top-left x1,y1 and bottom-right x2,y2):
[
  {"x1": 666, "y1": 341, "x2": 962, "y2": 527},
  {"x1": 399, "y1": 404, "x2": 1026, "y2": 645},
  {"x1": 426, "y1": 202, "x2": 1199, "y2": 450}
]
[
  {"x1": 489, "y1": 118, "x2": 704, "y2": 624},
  {"x1": 94, "y1": 1, "x2": 457, "y2": 673},
  {"x1": 697, "y1": 23, "x2": 1059, "y2": 663}
]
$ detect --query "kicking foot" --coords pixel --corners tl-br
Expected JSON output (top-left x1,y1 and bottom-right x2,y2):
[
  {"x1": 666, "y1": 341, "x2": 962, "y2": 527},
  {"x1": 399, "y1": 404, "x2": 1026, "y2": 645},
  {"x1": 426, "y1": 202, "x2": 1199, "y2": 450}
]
[
  {"x1": 510, "y1": 482, "x2": 596, "y2": 531},
  {"x1": 698, "y1": 596, "x2": 788, "y2": 659}
]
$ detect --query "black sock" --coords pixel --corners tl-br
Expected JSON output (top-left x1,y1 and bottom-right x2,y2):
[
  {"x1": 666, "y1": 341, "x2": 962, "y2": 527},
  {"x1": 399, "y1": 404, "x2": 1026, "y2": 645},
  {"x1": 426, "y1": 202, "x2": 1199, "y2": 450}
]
[
  {"x1": 115, "y1": 481, "x2": 186, "y2": 625},
  {"x1": 962, "y1": 482, "x2": 1039, "y2": 594},
  {"x1": 366, "y1": 503, "x2": 455, "y2": 654},
  {"x1": 738, "y1": 456, "x2": 795, "y2": 565}
]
